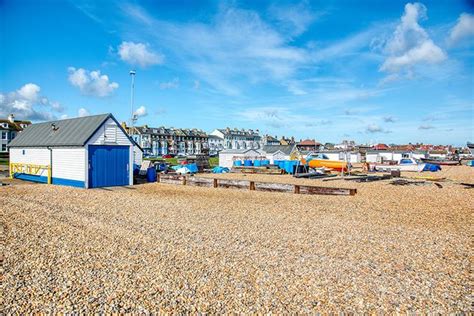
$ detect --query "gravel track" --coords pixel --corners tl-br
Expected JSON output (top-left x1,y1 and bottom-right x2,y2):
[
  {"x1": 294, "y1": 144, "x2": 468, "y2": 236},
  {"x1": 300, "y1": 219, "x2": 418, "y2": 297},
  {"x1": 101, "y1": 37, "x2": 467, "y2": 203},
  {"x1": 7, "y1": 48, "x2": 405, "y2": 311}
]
[{"x1": 1, "y1": 166, "x2": 473, "y2": 313}]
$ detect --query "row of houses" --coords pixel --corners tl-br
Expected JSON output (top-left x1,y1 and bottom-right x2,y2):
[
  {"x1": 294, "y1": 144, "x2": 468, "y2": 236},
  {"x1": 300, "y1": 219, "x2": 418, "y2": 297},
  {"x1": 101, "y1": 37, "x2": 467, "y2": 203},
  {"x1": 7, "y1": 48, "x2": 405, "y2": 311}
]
[
  {"x1": 122, "y1": 122, "x2": 321, "y2": 156},
  {"x1": 125, "y1": 124, "x2": 209, "y2": 156}
]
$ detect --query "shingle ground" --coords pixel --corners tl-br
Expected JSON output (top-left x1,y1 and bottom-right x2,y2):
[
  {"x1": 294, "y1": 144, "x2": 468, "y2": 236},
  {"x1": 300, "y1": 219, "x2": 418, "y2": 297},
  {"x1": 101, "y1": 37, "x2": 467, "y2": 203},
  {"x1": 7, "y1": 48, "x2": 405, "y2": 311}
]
[{"x1": 1, "y1": 166, "x2": 472, "y2": 313}]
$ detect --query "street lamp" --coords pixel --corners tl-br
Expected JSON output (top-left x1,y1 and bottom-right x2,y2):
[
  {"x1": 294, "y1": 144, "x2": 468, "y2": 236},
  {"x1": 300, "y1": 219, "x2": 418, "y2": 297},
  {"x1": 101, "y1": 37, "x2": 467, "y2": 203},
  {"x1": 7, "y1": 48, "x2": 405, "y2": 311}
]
[{"x1": 129, "y1": 70, "x2": 136, "y2": 135}]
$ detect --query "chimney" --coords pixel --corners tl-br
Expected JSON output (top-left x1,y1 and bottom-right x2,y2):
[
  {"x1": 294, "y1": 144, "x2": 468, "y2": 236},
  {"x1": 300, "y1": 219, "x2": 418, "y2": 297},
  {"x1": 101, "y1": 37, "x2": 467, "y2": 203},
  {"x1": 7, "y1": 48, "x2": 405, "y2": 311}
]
[{"x1": 7, "y1": 114, "x2": 14, "y2": 123}]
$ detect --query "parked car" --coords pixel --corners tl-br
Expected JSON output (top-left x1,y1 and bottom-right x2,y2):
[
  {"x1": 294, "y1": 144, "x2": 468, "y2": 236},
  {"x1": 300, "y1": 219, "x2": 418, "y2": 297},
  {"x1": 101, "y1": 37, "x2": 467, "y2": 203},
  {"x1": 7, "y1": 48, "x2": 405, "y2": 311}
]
[{"x1": 162, "y1": 154, "x2": 173, "y2": 158}]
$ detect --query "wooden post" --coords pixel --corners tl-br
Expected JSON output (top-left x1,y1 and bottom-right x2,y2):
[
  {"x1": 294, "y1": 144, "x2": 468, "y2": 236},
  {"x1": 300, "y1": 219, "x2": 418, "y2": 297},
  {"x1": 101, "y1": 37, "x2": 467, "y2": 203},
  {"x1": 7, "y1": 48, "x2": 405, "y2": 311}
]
[
  {"x1": 47, "y1": 165, "x2": 52, "y2": 184},
  {"x1": 294, "y1": 185, "x2": 300, "y2": 194},
  {"x1": 182, "y1": 176, "x2": 187, "y2": 185},
  {"x1": 249, "y1": 181, "x2": 255, "y2": 190},
  {"x1": 213, "y1": 178, "x2": 218, "y2": 188},
  {"x1": 157, "y1": 173, "x2": 160, "y2": 183}
]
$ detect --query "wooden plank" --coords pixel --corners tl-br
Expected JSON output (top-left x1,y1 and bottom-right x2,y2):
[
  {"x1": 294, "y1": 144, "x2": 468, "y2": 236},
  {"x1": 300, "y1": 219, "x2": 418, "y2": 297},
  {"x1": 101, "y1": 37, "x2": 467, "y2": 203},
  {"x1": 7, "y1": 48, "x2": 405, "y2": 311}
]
[
  {"x1": 159, "y1": 178, "x2": 184, "y2": 185},
  {"x1": 217, "y1": 179, "x2": 250, "y2": 190},
  {"x1": 254, "y1": 182, "x2": 294, "y2": 193},
  {"x1": 187, "y1": 177, "x2": 214, "y2": 188},
  {"x1": 157, "y1": 175, "x2": 356, "y2": 196},
  {"x1": 299, "y1": 185, "x2": 356, "y2": 196}
]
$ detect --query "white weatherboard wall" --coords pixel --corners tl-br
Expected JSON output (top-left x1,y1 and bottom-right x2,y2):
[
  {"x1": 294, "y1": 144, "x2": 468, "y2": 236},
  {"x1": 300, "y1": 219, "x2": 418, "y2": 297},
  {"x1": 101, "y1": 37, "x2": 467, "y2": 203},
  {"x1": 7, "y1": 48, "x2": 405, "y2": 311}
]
[
  {"x1": 52, "y1": 148, "x2": 86, "y2": 183},
  {"x1": 10, "y1": 148, "x2": 50, "y2": 178},
  {"x1": 85, "y1": 117, "x2": 134, "y2": 187},
  {"x1": 10, "y1": 147, "x2": 86, "y2": 185},
  {"x1": 266, "y1": 151, "x2": 289, "y2": 164},
  {"x1": 219, "y1": 150, "x2": 261, "y2": 168}
]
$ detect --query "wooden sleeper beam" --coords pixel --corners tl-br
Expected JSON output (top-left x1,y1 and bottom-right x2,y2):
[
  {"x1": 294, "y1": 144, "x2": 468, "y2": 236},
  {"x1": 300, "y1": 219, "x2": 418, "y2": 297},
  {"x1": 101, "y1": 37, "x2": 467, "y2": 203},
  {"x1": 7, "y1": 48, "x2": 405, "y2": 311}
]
[{"x1": 156, "y1": 175, "x2": 356, "y2": 196}]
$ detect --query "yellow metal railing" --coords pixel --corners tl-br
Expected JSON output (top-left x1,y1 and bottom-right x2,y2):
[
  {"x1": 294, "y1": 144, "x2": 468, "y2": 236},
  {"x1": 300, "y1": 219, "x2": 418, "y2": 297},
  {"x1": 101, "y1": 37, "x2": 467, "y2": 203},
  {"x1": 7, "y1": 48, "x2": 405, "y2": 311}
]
[{"x1": 10, "y1": 163, "x2": 51, "y2": 184}]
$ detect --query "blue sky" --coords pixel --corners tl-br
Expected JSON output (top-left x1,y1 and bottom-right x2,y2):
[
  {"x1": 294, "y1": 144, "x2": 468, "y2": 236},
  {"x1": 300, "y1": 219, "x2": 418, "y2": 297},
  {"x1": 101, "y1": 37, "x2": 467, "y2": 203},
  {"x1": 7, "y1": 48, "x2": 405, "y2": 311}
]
[{"x1": 0, "y1": 0, "x2": 473, "y2": 145}]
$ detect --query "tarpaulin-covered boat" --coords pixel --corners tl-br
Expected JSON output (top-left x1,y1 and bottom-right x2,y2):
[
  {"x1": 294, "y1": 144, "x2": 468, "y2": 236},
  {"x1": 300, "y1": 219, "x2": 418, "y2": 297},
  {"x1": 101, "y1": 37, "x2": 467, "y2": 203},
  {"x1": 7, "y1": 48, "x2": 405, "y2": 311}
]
[
  {"x1": 374, "y1": 158, "x2": 426, "y2": 172},
  {"x1": 420, "y1": 158, "x2": 460, "y2": 165}
]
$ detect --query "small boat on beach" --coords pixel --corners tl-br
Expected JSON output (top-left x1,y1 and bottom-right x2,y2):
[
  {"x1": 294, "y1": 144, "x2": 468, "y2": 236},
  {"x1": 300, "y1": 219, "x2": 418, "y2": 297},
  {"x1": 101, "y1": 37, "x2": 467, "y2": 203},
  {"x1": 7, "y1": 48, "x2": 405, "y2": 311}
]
[
  {"x1": 374, "y1": 158, "x2": 426, "y2": 172},
  {"x1": 301, "y1": 153, "x2": 348, "y2": 172},
  {"x1": 420, "y1": 158, "x2": 460, "y2": 165}
]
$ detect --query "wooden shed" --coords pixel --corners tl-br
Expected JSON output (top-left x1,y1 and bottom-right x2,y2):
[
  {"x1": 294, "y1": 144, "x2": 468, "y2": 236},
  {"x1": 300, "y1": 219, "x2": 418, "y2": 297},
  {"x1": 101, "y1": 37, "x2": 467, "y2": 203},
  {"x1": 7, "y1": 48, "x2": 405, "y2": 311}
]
[{"x1": 8, "y1": 113, "x2": 141, "y2": 188}]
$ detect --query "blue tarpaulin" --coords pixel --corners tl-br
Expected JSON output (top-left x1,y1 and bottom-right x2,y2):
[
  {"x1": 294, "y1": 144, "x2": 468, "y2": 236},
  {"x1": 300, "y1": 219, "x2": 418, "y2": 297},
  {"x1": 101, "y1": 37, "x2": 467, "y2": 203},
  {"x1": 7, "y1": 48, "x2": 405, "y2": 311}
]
[
  {"x1": 423, "y1": 163, "x2": 441, "y2": 172},
  {"x1": 212, "y1": 166, "x2": 230, "y2": 173}
]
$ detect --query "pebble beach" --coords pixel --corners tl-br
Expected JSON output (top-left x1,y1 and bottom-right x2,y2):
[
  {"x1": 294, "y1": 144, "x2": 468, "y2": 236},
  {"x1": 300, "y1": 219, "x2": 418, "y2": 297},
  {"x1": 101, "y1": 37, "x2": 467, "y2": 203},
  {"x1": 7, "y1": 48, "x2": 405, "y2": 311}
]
[{"x1": 1, "y1": 166, "x2": 472, "y2": 313}]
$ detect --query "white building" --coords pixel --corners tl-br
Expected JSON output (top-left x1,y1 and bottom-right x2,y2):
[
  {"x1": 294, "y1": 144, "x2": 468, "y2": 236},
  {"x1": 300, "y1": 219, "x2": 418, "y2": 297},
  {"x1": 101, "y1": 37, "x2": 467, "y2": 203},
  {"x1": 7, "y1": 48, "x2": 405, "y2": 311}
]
[
  {"x1": 260, "y1": 135, "x2": 280, "y2": 147},
  {"x1": 316, "y1": 150, "x2": 361, "y2": 163},
  {"x1": 208, "y1": 134, "x2": 224, "y2": 155},
  {"x1": 8, "y1": 113, "x2": 141, "y2": 188},
  {"x1": 261, "y1": 145, "x2": 295, "y2": 163},
  {"x1": 218, "y1": 149, "x2": 263, "y2": 168},
  {"x1": 210, "y1": 128, "x2": 261, "y2": 150},
  {"x1": 0, "y1": 114, "x2": 31, "y2": 153},
  {"x1": 365, "y1": 150, "x2": 427, "y2": 163},
  {"x1": 334, "y1": 140, "x2": 356, "y2": 150}
]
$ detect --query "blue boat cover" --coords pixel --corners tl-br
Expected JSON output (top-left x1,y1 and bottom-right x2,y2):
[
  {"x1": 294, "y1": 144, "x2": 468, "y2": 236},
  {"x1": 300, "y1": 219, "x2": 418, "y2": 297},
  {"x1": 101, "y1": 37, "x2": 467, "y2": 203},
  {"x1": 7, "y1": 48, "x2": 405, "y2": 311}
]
[
  {"x1": 212, "y1": 166, "x2": 230, "y2": 173},
  {"x1": 423, "y1": 163, "x2": 442, "y2": 172}
]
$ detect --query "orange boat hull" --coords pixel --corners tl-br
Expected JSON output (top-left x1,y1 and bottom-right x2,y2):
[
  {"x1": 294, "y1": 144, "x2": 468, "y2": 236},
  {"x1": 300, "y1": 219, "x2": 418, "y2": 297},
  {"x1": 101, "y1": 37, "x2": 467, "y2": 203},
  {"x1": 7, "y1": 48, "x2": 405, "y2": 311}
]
[{"x1": 301, "y1": 159, "x2": 348, "y2": 171}]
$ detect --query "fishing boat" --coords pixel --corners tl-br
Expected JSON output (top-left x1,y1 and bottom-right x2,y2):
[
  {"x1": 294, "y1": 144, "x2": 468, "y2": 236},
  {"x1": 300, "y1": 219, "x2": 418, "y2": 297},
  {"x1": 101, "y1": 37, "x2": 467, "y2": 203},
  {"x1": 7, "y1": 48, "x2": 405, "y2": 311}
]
[
  {"x1": 301, "y1": 153, "x2": 348, "y2": 172},
  {"x1": 420, "y1": 158, "x2": 460, "y2": 165},
  {"x1": 374, "y1": 158, "x2": 426, "y2": 172}
]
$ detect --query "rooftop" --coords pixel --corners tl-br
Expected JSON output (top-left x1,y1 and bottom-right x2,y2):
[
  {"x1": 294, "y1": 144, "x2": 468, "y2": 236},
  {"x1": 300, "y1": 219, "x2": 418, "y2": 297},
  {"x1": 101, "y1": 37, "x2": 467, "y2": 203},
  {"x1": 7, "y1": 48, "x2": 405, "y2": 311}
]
[{"x1": 8, "y1": 113, "x2": 116, "y2": 147}]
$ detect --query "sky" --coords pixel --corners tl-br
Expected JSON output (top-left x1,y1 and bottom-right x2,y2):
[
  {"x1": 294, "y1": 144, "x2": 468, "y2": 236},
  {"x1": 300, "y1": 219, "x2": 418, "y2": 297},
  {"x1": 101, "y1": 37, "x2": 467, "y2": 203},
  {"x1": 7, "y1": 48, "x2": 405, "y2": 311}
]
[{"x1": 0, "y1": 0, "x2": 473, "y2": 145}]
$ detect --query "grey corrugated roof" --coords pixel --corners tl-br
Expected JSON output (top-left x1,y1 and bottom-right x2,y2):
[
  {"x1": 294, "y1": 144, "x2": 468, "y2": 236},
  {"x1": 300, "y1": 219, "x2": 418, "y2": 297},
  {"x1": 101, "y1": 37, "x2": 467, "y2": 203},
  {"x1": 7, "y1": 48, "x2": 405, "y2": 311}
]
[
  {"x1": 8, "y1": 113, "x2": 112, "y2": 147},
  {"x1": 262, "y1": 145, "x2": 294, "y2": 155}
]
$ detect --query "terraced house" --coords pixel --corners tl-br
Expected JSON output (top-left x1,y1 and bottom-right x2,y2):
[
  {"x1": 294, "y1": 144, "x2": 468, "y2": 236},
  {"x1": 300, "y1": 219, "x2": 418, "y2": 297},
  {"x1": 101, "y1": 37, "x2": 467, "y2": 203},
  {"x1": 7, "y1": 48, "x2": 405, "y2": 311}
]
[
  {"x1": 210, "y1": 127, "x2": 261, "y2": 150},
  {"x1": 123, "y1": 123, "x2": 208, "y2": 156},
  {"x1": 0, "y1": 114, "x2": 31, "y2": 153}
]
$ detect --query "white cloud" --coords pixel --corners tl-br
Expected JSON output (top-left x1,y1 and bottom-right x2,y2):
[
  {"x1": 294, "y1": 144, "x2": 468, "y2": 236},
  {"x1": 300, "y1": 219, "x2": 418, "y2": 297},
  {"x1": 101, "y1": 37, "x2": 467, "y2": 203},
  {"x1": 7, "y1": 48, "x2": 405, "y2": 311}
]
[
  {"x1": 238, "y1": 106, "x2": 333, "y2": 130},
  {"x1": 269, "y1": 2, "x2": 319, "y2": 37},
  {"x1": 418, "y1": 124, "x2": 434, "y2": 130},
  {"x1": 134, "y1": 105, "x2": 147, "y2": 117},
  {"x1": 448, "y1": 13, "x2": 474, "y2": 45},
  {"x1": 381, "y1": 40, "x2": 446, "y2": 72},
  {"x1": 366, "y1": 124, "x2": 391, "y2": 134},
  {"x1": 0, "y1": 83, "x2": 63, "y2": 121},
  {"x1": 122, "y1": 5, "x2": 309, "y2": 95},
  {"x1": 383, "y1": 116, "x2": 397, "y2": 123},
  {"x1": 78, "y1": 108, "x2": 90, "y2": 117},
  {"x1": 287, "y1": 82, "x2": 307, "y2": 95},
  {"x1": 380, "y1": 3, "x2": 446, "y2": 73},
  {"x1": 68, "y1": 67, "x2": 119, "y2": 97},
  {"x1": 159, "y1": 78, "x2": 179, "y2": 89},
  {"x1": 17, "y1": 83, "x2": 40, "y2": 101},
  {"x1": 118, "y1": 41, "x2": 164, "y2": 68}
]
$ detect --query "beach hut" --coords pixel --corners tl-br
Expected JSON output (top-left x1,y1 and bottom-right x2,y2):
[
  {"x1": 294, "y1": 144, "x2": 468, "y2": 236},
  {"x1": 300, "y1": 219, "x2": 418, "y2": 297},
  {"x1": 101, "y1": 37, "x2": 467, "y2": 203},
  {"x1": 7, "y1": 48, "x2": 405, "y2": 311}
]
[
  {"x1": 218, "y1": 149, "x2": 262, "y2": 168},
  {"x1": 8, "y1": 113, "x2": 140, "y2": 188}
]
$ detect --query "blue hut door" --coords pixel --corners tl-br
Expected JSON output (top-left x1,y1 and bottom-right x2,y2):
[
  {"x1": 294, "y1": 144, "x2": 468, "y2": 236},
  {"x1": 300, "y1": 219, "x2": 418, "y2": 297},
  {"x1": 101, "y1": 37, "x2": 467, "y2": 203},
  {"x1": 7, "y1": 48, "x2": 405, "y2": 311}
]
[{"x1": 88, "y1": 145, "x2": 129, "y2": 188}]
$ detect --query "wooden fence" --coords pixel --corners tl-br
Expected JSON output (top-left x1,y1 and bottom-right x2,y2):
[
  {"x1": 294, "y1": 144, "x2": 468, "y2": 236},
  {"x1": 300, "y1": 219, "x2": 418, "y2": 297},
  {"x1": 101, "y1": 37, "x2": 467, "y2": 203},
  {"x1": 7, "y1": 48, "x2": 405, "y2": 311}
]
[{"x1": 157, "y1": 174, "x2": 356, "y2": 196}]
